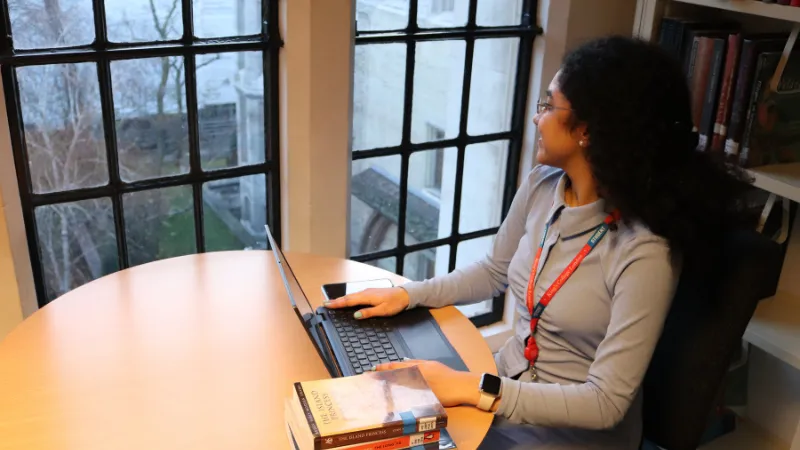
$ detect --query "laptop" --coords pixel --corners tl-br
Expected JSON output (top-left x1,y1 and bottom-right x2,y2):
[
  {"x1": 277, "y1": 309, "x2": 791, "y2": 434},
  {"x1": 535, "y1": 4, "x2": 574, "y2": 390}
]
[{"x1": 265, "y1": 225, "x2": 467, "y2": 377}]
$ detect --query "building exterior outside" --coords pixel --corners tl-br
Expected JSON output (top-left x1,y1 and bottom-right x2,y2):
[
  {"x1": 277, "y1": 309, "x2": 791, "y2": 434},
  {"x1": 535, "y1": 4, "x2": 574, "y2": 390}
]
[{"x1": 351, "y1": 0, "x2": 523, "y2": 316}]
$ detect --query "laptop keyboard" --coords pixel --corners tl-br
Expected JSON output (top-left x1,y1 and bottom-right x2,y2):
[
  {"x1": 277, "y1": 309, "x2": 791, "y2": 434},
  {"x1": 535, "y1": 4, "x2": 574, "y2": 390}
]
[{"x1": 326, "y1": 309, "x2": 401, "y2": 374}]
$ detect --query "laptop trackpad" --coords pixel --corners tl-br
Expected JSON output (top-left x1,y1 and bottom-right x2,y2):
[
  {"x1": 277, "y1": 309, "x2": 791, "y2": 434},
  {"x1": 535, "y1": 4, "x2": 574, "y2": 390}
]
[{"x1": 397, "y1": 319, "x2": 468, "y2": 371}]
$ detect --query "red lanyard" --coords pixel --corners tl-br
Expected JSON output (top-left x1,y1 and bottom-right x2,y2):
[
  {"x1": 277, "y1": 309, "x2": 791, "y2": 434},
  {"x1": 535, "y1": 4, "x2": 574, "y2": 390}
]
[{"x1": 524, "y1": 208, "x2": 620, "y2": 366}]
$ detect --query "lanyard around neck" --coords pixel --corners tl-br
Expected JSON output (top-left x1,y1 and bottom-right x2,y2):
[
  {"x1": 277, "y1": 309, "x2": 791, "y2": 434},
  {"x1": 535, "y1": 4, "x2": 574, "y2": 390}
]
[{"x1": 523, "y1": 207, "x2": 620, "y2": 365}]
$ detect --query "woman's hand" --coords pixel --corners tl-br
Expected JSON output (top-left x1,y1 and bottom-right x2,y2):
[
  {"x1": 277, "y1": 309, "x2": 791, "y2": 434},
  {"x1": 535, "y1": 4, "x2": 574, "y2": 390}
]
[
  {"x1": 372, "y1": 359, "x2": 482, "y2": 408},
  {"x1": 323, "y1": 287, "x2": 410, "y2": 319}
]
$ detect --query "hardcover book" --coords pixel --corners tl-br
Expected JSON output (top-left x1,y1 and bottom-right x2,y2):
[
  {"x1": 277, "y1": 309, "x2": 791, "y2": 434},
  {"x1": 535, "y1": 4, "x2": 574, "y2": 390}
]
[
  {"x1": 740, "y1": 50, "x2": 800, "y2": 167},
  {"x1": 289, "y1": 366, "x2": 447, "y2": 450}
]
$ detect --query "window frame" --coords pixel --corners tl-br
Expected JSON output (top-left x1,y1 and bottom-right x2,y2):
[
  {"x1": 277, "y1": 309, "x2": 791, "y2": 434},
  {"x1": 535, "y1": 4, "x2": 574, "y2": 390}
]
[
  {"x1": 0, "y1": 0, "x2": 282, "y2": 307},
  {"x1": 351, "y1": 0, "x2": 542, "y2": 327}
]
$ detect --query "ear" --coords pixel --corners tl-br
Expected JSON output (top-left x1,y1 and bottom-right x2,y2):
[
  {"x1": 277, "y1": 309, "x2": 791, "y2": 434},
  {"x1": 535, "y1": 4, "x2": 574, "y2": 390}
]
[{"x1": 572, "y1": 123, "x2": 590, "y2": 148}]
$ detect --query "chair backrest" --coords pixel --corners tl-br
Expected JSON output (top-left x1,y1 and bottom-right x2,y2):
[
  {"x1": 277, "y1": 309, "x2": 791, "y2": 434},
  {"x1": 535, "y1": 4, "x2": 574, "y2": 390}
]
[{"x1": 641, "y1": 228, "x2": 784, "y2": 450}]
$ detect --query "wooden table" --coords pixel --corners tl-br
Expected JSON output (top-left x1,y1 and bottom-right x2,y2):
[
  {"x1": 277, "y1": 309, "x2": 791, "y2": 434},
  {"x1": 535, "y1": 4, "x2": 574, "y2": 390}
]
[{"x1": 0, "y1": 251, "x2": 497, "y2": 449}]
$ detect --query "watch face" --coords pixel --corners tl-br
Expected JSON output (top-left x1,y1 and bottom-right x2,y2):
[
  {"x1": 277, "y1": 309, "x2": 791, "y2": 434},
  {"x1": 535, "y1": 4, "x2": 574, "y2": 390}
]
[{"x1": 480, "y1": 373, "x2": 502, "y2": 396}]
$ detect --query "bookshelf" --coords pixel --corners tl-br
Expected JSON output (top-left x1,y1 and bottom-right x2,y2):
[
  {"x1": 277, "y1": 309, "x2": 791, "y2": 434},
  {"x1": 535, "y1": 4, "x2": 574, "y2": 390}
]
[
  {"x1": 748, "y1": 163, "x2": 800, "y2": 204},
  {"x1": 635, "y1": 1, "x2": 800, "y2": 449},
  {"x1": 673, "y1": 0, "x2": 800, "y2": 23},
  {"x1": 744, "y1": 291, "x2": 800, "y2": 371}
]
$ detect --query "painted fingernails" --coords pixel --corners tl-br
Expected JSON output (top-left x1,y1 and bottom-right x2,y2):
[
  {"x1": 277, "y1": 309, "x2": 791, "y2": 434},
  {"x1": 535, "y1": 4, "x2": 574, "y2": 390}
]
[
  {"x1": 353, "y1": 311, "x2": 363, "y2": 319},
  {"x1": 369, "y1": 365, "x2": 377, "y2": 372},
  {"x1": 323, "y1": 301, "x2": 332, "y2": 307}
]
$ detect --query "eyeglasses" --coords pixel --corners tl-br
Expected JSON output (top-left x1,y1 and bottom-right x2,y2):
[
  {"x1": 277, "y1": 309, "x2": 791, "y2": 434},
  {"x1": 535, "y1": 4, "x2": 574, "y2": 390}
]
[{"x1": 536, "y1": 99, "x2": 572, "y2": 114}]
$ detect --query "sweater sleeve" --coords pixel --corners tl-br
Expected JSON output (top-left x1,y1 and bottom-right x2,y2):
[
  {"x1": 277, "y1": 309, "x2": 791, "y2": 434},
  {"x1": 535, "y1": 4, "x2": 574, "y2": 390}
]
[
  {"x1": 399, "y1": 167, "x2": 541, "y2": 309},
  {"x1": 494, "y1": 237, "x2": 679, "y2": 430}
]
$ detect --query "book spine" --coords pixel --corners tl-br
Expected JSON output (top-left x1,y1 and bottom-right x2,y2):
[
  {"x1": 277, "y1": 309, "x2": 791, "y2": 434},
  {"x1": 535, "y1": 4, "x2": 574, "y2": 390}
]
[
  {"x1": 685, "y1": 35, "x2": 701, "y2": 82},
  {"x1": 294, "y1": 383, "x2": 322, "y2": 445},
  {"x1": 318, "y1": 415, "x2": 447, "y2": 450},
  {"x1": 337, "y1": 431, "x2": 440, "y2": 450},
  {"x1": 690, "y1": 37, "x2": 715, "y2": 132},
  {"x1": 724, "y1": 40, "x2": 758, "y2": 160},
  {"x1": 698, "y1": 38, "x2": 727, "y2": 151},
  {"x1": 712, "y1": 33, "x2": 741, "y2": 152},
  {"x1": 739, "y1": 55, "x2": 769, "y2": 167},
  {"x1": 793, "y1": 0, "x2": 800, "y2": 7}
]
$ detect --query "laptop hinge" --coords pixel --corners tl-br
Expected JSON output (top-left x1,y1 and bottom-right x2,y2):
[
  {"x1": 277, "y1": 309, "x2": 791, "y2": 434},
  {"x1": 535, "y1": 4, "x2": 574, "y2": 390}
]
[{"x1": 310, "y1": 314, "x2": 325, "y2": 326}]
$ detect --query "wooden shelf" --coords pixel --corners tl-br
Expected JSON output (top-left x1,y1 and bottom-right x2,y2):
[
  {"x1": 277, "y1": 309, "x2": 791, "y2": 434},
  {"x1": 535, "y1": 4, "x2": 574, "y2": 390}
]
[
  {"x1": 743, "y1": 291, "x2": 800, "y2": 371},
  {"x1": 700, "y1": 417, "x2": 789, "y2": 450},
  {"x1": 672, "y1": 0, "x2": 800, "y2": 23},
  {"x1": 747, "y1": 163, "x2": 800, "y2": 204}
]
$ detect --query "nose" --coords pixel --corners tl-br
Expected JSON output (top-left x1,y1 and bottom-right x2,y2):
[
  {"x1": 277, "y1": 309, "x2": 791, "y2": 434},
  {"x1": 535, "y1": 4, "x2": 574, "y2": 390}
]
[{"x1": 533, "y1": 111, "x2": 541, "y2": 126}]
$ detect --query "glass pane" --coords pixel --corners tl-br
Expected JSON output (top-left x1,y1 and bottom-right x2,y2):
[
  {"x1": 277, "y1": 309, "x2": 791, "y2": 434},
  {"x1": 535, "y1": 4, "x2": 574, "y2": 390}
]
[
  {"x1": 124, "y1": 186, "x2": 195, "y2": 267},
  {"x1": 418, "y1": 0, "x2": 467, "y2": 28},
  {"x1": 194, "y1": 0, "x2": 261, "y2": 38},
  {"x1": 350, "y1": 155, "x2": 401, "y2": 256},
  {"x1": 403, "y1": 245, "x2": 450, "y2": 282},
  {"x1": 353, "y1": 44, "x2": 406, "y2": 151},
  {"x1": 468, "y1": 38, "x2": 520, "y2": 136},
  {"x1": 411, "y1": 41, "x2": 465, "y2": 144},
  {"x1": 477, "y1": 0, "x2": 523, "y2": 26},
  {"x1": 35, "y1": 198, "x2": 119, "y2": 302},
  {"x1": 8, "y1": 0, "x2": 94, "y2": 49},
  {"x1": 203, "y1": 174, "x2": 267, "y2": 252},
  {"x1": 112, "y1": 57, "x2": 189, "y2": 182},
  {"x1": 459, "y1": 141, "x2": 509, "y2": 234},
  {"x1": 362, "y1": 257, "x2": 397, "y2": 274},
  {"x1": 106, "y1": 0, "x2": 183, "y2": 42},
  {"x1": 18, "y1": 63, "x2": 109, "y2": 194},
  {"x1": 197, "y1": 52, "x2": 265, "y2": 170},
  {"x1": 356, "y1": 0, "x2": 408, "y2": 31},
  {"x1": 455, "y1": 235, "x2": 495, "y2": 318},
  {"x1": 407, "y1": 148, "x2": 456, "y2": 244}
]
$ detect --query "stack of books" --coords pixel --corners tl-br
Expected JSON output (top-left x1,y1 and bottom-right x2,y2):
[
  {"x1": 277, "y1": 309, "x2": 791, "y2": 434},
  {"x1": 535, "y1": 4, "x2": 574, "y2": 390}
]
[
  {"x1": 285, "y1": 366, "x2": 457, "y2": 450},
  {"x1": 657, "y1": 18, "x2": 800, "y2": 167}
]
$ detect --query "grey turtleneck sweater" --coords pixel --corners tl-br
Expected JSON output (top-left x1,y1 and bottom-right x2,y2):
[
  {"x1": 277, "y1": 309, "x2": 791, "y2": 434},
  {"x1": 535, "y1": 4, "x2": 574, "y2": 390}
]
[{"x1": 401, "y1": 165, "x2": 680, "y2": 449}]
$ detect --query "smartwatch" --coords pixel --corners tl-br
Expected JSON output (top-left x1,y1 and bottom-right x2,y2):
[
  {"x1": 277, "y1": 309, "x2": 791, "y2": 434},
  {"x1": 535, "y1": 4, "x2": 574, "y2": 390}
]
[{"x1": 477, "y1": 373, "x2": 502, "y2": 411}]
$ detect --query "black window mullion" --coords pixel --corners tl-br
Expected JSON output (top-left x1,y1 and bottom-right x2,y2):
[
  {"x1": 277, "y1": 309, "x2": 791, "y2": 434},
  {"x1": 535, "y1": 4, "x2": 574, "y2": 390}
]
[
  {"x1": 352, "y1": 226, "x2": 500, "y2": 265},
  {"x1": 92, "y1": 0, "x2": 109, "y2": 47},
  {"x1": 503, "y1": 0, "x2": 537, "y2": 217},
  {"x1": 2, "y1": 40, "x2": 268, "y2": 67},
  {"x1": 184, "y1": 54, "x2": 205, "y2": 253},
  {"x1": 28, "y1": 162, "x2": 272, "y2": 208},
  {"x1": 394, "y1": 0, "x2": 418, "y2": 276},
  {"x1": 2, "y1": 66, "x2": 47, "y2": 302},
  {"x1": 448, "y1": 37, "x2": 476, "y2": 272},
  {"x1": 466, "y1": 0, "x2": 478, "y2": 28},
  {"x1": 265, "y1": 0, "x2": 282, "y2": 246},
  {"x1": 97, "y1": 59, "x2": 130, "y2": 269}
]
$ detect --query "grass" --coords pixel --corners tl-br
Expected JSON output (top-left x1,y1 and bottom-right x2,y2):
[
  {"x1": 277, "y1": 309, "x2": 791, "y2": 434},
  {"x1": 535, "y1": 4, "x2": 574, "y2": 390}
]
[{"x1": 157, "y1": 189, "x2": 245, "y2": 259}]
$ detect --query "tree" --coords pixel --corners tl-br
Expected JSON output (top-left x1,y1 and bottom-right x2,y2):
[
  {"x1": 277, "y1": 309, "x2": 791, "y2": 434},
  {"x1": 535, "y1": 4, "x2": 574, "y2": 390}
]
[{"x1": 9, "y1": 0, "x2": 228, "y2": 300}]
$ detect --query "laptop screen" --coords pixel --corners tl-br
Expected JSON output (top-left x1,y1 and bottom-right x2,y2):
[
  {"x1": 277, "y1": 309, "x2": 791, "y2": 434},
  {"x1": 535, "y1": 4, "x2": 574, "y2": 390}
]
[
  {"x1": 264, "y1": 225, "x2": 315, "y2": 321},
  {"x1": 265, "y1": 225, "x2": 339, "y2": 376}
]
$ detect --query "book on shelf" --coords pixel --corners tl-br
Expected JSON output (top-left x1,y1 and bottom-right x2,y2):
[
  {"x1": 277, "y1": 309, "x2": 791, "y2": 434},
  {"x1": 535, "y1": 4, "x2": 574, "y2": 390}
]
[
  {"x1": 739, "y1": 50, "x2": 800, "y2": 167},
  {"x1": 724, "y1": 35, "x2": 788, "y2": 161},
  {"x1": 658, "y1": 16, "x2": 800, "y2": 168},
  {"x1": 285, "y1": 366, "x2": 448, "y2": 450}
]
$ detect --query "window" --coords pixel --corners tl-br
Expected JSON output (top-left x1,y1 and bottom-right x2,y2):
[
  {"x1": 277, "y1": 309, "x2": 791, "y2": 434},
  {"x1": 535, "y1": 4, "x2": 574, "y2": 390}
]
[
  {"x1": 431, "y1": 0, "x2": 455, "y2": 15},
  {"x1": 2, "y1": 0, "x2": 281, "y2": 305},
  {"x1": 350, "y1": 0, "x2": 538, "y2": 327}
]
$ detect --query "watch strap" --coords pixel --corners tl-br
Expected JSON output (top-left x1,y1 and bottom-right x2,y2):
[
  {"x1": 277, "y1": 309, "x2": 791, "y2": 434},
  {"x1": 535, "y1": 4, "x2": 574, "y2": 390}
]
[{"x1": 476, "y1": 391, "x2": 496, "y2": 411}]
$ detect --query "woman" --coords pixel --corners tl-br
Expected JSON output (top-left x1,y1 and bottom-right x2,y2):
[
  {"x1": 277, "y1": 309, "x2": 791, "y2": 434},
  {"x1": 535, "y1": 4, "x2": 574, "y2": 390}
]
[{"x1": 325, "y1": 36, "x2": 750, "y2": 449}]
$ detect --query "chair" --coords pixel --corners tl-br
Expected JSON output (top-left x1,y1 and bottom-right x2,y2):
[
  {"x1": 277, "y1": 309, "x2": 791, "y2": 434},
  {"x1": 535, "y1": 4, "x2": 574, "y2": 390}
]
[{"x1": 640, "y1": 228, "x2": 785, "y2": 450}]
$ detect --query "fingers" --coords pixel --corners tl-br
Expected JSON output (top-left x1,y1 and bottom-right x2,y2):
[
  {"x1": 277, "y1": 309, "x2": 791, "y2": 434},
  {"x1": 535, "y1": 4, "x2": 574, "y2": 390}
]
[
  {"x1": 371, "y1": 358, "x2": 415, "y2": 372},
  {"x1": 353, "y1": 303, "x2": 388, "y2": 320},
  {"x1": 323, "y1": 290, "x2": 376, "y2": 309}
]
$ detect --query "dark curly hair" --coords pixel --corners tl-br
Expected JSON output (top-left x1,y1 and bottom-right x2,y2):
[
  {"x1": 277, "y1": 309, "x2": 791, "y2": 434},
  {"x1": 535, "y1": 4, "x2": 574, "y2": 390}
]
[{"x1": 557, "y1": 36, "x2": 753, "y2": 273}]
